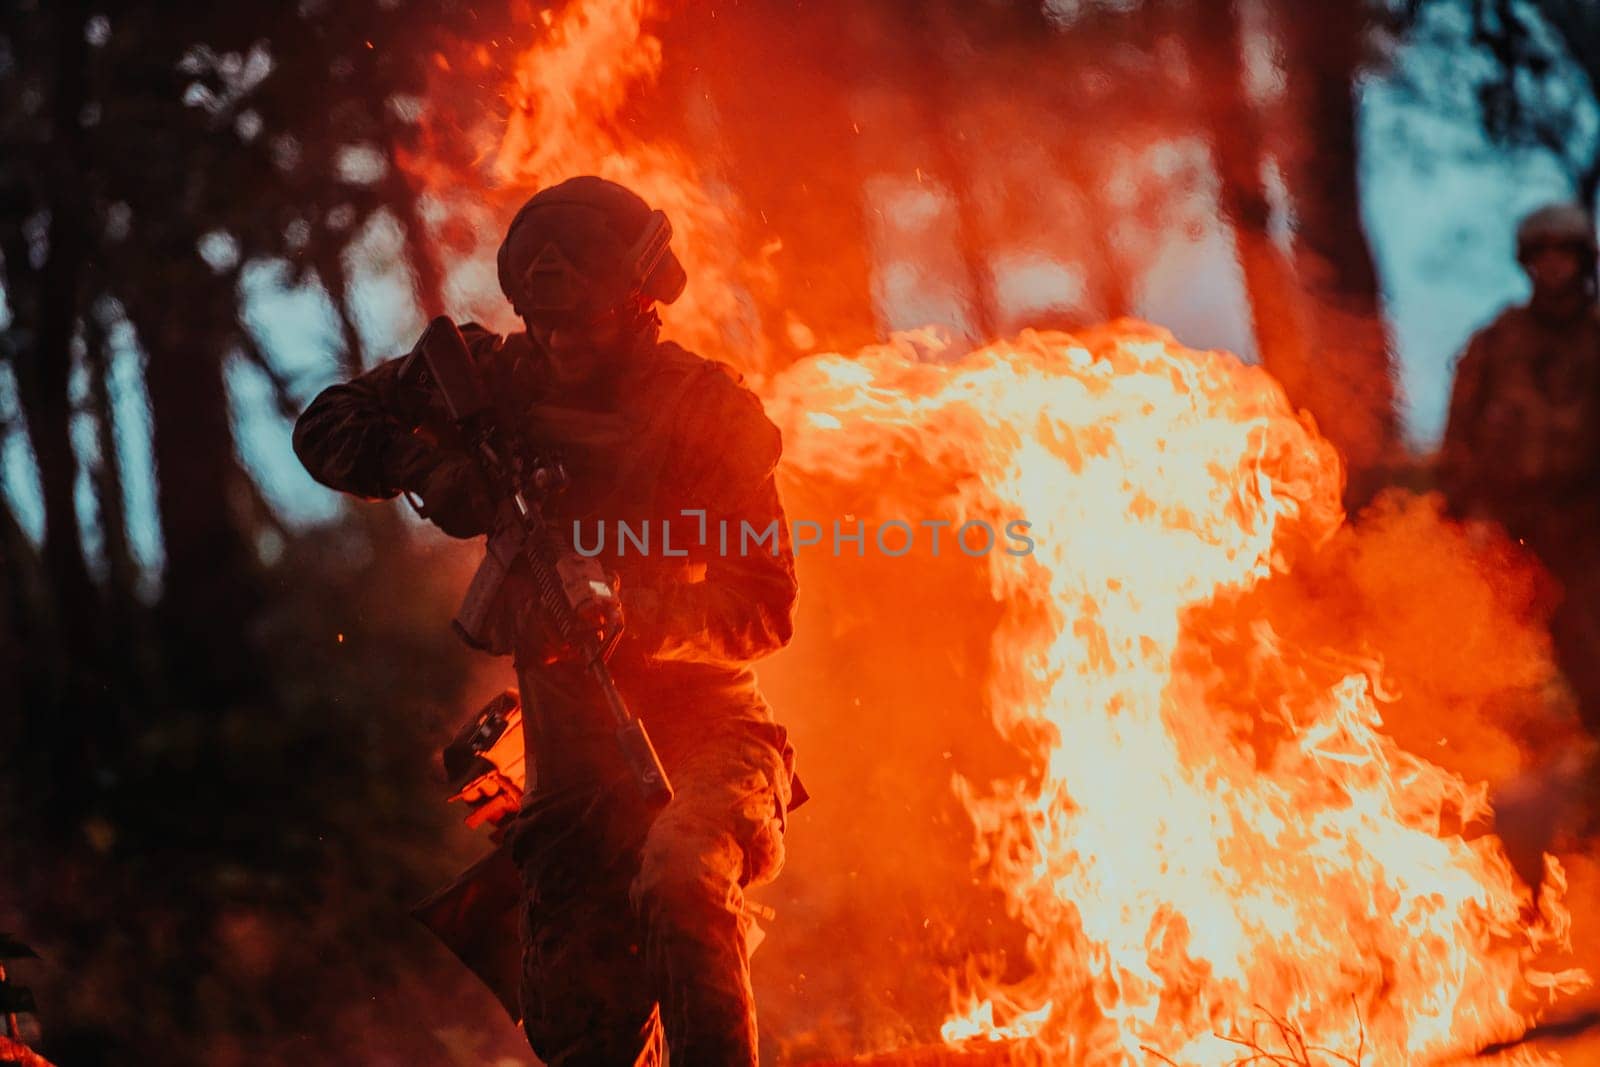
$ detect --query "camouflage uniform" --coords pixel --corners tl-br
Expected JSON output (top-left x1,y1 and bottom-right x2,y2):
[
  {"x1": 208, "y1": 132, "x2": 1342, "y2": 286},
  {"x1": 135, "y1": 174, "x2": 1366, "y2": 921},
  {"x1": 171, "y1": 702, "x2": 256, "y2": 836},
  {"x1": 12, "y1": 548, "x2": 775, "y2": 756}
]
[
  {"x1": 1440, "y1": 297, "x2": 1600, "y2": 732},
  {"x1": 293, "y1": 319, "x2": 800, "y2": 1066}
]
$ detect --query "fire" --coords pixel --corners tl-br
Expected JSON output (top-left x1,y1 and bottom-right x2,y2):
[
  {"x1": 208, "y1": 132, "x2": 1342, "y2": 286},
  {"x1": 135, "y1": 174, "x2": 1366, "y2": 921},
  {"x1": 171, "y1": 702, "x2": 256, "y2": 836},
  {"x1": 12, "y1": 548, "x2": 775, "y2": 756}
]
[
  {"x1": 405, "y1": 1, "x2": 1592, "y2": 1062},
  {"x1": 765, "y1": 322, "x2": 1585, "y2": 1064},
  {"x1": 408, "y1": 0, "x2": 770, "y2": 365}
]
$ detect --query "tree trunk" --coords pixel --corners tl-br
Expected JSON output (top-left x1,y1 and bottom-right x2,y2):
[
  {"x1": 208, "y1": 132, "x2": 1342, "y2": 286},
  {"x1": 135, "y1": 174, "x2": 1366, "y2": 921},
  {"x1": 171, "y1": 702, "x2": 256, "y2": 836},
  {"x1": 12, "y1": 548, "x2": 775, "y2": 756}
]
[
  {"x1": 83, "y1": 303, "x2": 154, "y2": 720},
  {"x1": 0, "y1": 479, "x2": 46, "y2": 750},
  {"x1": 130, "y1": 254, "x2": 261, "y2": 695},
  {"x1": 1275, "y1": 0, "x2": 1399, "y2": 505},
  {"x1": 83, "y1": 307, "x2": 139, "y2": 620},
  {"x1": 385, "y1": 161, "x2": 447, "y2": 321},
  {"x1": 1058, "y1": 149, "x2": 1135, "y2": 323},
  {"x1": 0, "y1": 478, "x2": 43, "y2": 637},
  {"x1": 1191, "y1": 0, "x2": 1319, "y2": 394},
  {"x1": 904, "y1": 1, "x2": 1001, "y2": 344},
  {"x1": 314, "y1": 243, "x2": 366, "y2": 378},
  {"x1": 0, "y1": 0, "x2": 114, "y2": 820},
  {"x1": 19, "y1": 0, "x2": 97, "y2": 650}
]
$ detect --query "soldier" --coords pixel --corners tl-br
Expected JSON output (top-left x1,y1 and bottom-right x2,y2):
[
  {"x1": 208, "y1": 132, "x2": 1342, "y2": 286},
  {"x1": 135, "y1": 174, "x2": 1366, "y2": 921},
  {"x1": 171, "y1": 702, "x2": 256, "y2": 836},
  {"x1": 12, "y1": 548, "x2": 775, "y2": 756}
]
[
  {"x1": 1440, "y1": 201, "x2": 1600, "y2": 734},
  {"x1": 293, "y1": 176, "x2": 802, "y2": 1066}
]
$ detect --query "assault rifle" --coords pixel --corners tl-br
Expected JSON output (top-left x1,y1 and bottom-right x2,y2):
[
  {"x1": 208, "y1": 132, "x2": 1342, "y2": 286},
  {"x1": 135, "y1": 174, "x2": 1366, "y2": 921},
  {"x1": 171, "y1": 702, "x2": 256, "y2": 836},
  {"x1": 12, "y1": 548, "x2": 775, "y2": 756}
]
[{"x1": 407, "y1": 316, "x2": 673, "y2": 808}]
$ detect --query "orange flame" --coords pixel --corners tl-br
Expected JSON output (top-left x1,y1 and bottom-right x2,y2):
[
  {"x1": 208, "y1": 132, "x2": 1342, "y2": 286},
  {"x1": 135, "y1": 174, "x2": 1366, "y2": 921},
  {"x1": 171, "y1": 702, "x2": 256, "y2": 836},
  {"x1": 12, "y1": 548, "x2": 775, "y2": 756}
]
[
  {"x1": 765, "y1": 323, "x2": 1584, "y2": 1064},
  {"x1": 409, "y1": 0, "x2": 769, "y2": 365}
]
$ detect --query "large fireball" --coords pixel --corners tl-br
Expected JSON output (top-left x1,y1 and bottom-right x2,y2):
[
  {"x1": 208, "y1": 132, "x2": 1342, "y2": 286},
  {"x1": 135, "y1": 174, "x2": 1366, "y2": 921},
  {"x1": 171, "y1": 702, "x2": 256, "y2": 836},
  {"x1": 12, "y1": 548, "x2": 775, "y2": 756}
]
[{"x1": 764, "y1": 323, "x2": 1582, "y2": 1064}]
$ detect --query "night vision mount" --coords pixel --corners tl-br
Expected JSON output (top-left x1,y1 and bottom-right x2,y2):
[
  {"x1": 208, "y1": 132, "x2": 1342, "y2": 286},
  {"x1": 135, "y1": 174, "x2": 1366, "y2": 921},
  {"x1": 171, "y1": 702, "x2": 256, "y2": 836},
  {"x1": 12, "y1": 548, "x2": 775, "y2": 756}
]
[{"x1": 517, "y1": 207, "x2": 686, "y2": 319}]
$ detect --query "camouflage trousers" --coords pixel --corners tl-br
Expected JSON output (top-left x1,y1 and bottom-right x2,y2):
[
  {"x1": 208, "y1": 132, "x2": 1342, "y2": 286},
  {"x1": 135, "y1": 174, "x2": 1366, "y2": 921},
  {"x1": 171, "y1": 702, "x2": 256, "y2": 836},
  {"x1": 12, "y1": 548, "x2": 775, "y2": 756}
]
[
  {"x1": 1550, "y1": 558, "x2": 1600, "y2": 735},
  {"x1": 508, "y1": 718, "x2": 792, "y2": 1067},
  {"x1": 1510, "y1": 498, "x2": 1600, "y2": 733}
]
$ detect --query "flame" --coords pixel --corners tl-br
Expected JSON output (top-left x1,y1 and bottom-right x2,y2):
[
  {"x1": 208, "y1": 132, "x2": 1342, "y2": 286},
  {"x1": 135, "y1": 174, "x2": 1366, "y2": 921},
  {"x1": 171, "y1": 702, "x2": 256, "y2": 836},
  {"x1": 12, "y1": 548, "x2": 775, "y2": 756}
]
[
  {"x1": 765, "y1": 323, "x2": 1585, "y2": 1064},
  {"x1": 405, "y1": 2, "x2": 1592, "y2": 1062},
  {"x1": 407, "y1": 0, "x2": 769, "y2": 364}
]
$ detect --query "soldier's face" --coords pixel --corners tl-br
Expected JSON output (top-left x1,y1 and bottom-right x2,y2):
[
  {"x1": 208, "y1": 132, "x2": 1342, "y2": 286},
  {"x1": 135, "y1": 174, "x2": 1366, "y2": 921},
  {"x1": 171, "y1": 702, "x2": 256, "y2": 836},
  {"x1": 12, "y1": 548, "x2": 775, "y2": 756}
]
[
  {"x1": 528, "y1": 308, "x2": 627, "y2": 391},
  {"x1": 1527, "y1": 245, "x2": 1585, "y2": 294}
]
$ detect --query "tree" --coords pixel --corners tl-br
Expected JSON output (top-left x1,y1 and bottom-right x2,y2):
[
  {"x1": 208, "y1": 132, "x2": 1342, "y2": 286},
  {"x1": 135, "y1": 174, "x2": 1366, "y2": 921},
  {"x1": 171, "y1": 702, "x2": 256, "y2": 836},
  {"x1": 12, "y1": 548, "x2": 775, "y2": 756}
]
[
  {"x1": 0, "y1": 0, "x2": 467, "y2": 757},
  {"x1": 1274, "y1": 0, "x2": 1401, "y2": 500},
  {"x1": 1191, "y1": 0, "x2": 1318, "y2": 440},
  {"x1": 1385, "y1": 0, "x2": 1600, "y2": 208}
]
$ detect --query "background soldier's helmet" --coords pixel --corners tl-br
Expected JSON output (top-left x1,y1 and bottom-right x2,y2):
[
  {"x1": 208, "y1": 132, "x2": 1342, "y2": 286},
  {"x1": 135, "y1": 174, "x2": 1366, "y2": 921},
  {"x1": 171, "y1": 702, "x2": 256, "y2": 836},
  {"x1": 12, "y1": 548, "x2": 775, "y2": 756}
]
[
  {"x1": 495, "y1": 176, "x2": 687, "y2": 325},
  {"x1": 1515, "y1": 202, "x2": 1599, "y2": 266}
]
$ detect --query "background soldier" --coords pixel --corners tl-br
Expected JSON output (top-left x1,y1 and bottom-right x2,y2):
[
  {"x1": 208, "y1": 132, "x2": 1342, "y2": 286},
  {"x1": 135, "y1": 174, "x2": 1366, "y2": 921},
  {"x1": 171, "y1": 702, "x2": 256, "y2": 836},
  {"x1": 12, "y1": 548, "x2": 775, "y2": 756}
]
[
  {"x1": 1439, "y1": 201, "x2": 1600, "y2": 735},
  {"x1": 292, "y1": 176, "x2": 801, "y2": 1066}
]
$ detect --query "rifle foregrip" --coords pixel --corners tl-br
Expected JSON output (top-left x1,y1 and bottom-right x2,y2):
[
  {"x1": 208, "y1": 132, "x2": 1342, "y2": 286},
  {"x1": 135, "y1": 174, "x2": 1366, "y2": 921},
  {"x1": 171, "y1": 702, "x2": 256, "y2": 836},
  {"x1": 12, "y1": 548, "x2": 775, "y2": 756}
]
[{"x1": 617, "y1": 719, "x2": 674, "y2": 809}]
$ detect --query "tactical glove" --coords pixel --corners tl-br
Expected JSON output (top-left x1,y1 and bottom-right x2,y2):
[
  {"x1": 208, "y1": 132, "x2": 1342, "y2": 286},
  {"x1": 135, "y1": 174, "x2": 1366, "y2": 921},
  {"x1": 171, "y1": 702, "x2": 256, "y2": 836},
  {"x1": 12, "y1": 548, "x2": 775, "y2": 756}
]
[
  {"x1": 415, "y1": 453, "x2": 498, "y2": 539},
  {"x1": 380, "y1": 431, "x2": 442, "y2": 492}
]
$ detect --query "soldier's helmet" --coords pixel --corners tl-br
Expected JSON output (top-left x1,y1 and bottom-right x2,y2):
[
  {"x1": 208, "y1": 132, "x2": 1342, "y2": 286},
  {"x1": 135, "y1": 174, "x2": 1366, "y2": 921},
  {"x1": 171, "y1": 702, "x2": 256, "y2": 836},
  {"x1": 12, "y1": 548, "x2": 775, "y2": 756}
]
[
  {"x1": 1515, "y1": 202, "x2": 1599, "y2": 266},
  {"x1": 496, "y1": 176, "x2": 687, "y2": 326}
]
